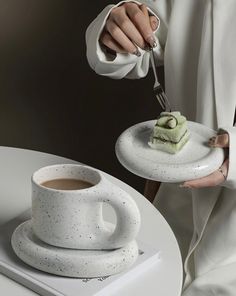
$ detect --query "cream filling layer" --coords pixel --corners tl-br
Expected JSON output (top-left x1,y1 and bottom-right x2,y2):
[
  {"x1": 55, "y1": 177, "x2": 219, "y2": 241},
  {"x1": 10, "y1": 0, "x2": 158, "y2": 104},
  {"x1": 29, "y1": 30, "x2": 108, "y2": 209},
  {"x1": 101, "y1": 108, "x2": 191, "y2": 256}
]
[{"x1": 152, "y1": 129, "x2": 188, "y2": 144}]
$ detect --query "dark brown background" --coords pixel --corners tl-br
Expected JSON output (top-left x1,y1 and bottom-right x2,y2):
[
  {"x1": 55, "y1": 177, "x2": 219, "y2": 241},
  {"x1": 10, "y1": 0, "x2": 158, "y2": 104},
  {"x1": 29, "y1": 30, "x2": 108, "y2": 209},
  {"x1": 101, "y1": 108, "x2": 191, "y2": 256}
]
[{"x1": 0, "y1": 0, "x2": 163, "y2": 193}]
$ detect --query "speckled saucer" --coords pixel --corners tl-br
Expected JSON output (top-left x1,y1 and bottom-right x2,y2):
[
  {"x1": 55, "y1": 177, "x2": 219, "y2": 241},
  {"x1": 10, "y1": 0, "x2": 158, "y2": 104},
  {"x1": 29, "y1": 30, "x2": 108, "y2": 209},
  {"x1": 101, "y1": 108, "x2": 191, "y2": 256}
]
[
  {"x1": 11, "y1": 220, "x2": 139, "y2": 278},
  {"x1": 115, "y1": 120, "x2": 225, "y2": 183}
]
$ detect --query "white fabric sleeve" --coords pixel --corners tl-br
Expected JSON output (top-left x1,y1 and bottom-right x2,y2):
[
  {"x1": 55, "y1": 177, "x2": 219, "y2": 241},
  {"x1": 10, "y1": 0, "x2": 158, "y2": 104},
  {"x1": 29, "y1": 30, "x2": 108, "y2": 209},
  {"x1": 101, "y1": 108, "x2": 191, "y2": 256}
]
[
  {"x1": 217, "y1": 126, "x2": 236, "y2": 190},
  {"x1": 85, "y1": 0, "x2": 167, "y2": 80}
]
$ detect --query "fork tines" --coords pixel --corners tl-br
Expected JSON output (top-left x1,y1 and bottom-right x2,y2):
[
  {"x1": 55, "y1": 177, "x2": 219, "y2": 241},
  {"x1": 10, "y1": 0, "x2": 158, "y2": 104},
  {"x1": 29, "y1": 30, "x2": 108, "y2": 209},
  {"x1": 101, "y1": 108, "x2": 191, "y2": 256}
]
[
  {"x1": 150, "y1": 48, "x2": 172, "y2": 112},
  {"x1": 154, "y1": 84, "x2": 172, "y2": 112}
]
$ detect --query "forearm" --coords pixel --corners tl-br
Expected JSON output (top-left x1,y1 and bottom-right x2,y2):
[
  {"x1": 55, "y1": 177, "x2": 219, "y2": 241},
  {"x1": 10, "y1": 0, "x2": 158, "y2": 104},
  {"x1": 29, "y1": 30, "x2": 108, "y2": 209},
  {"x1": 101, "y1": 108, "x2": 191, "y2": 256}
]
[{"x1": 143, "y1": 180, "x2": 161, "y2": 203}]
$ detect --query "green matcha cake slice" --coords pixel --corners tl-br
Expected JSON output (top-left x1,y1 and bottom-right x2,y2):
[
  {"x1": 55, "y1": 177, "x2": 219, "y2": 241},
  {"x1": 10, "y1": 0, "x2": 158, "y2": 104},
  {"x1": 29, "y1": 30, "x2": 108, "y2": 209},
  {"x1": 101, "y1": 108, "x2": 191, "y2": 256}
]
[{"x1": 148, "y1": 111, "x2": 190, "y2": 154}]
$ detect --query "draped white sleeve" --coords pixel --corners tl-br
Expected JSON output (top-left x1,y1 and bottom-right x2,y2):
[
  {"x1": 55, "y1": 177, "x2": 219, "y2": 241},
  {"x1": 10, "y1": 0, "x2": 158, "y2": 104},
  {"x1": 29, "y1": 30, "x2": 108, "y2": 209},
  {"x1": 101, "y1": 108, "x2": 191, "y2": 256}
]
[
  {"x1": 213, "y1": 0, "x2": 236, "y2": 190},
  {"x1": 85, "y1": 0, "x2": 170, "y2": 79}
]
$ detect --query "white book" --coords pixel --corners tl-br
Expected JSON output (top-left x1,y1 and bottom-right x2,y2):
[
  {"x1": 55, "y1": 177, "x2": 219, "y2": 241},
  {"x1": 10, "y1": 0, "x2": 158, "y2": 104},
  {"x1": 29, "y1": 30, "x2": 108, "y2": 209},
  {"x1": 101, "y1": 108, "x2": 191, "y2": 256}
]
[{"x1": 0, "y1": 210, "x2": 161, "y2": 296}]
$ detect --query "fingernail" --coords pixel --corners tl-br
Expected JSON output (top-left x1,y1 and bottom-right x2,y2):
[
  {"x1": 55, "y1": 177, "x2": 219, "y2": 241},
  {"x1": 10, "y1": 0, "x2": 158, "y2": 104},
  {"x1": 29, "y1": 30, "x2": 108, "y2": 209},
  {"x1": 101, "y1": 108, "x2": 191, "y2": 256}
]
[
  {"x1": 144, "y1": 43, "x2": 152, "y2": 51},
  {"x1": 133, "y1": 48, "x2": 141, "y2": 57},
  {"x1": 151, "y1": 20, "x2": 158, "y2": 30},
  {"x1": 146, "y1": 35, "x2": 157, "y2": 48},
  {"x1": 208, "y1": 136, "x2": 217, "y2": 147}
]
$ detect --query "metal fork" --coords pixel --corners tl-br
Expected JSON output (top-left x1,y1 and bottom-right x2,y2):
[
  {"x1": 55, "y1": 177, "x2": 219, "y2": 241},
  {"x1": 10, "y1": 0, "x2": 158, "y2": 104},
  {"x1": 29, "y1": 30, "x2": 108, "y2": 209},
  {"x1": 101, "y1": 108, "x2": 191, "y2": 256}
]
[{"x1": 149, "y1": 48, "x2": 172, "y2": 112}]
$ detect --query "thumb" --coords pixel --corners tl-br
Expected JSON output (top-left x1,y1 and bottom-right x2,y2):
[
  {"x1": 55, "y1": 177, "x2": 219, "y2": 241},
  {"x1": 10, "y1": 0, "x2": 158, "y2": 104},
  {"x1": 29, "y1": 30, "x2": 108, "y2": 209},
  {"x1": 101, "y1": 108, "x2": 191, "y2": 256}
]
[
  {"x1": 149, "y1": 16, "x2": 159, "y2": 31},
  {"x1": 208, "y1": 133, "x2": 229, "y2": 148}
]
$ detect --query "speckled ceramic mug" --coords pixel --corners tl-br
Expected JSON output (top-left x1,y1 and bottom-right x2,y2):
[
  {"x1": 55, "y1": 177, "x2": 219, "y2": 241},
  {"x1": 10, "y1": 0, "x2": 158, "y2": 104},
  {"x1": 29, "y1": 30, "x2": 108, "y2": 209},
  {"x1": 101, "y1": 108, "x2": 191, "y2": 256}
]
[{"x1": 31, "y1": 164, "x2": 141, "y2": 250}]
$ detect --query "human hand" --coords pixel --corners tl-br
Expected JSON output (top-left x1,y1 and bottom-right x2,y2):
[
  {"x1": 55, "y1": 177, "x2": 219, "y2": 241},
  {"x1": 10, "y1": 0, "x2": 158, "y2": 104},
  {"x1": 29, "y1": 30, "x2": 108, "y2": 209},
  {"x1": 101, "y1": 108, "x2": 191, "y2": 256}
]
[
  {"x1": 180, "y1": 133, "x2": 229, "y2": 188},
  {"x1": 100, "y1": 3, "x2": 159, "y2": 55}
]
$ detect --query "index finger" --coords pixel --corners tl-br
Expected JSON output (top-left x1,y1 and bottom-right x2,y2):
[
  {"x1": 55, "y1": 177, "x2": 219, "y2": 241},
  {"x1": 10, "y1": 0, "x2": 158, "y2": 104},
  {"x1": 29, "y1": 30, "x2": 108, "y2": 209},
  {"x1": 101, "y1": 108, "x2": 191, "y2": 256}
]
[{"x1": 125, "y1": 3, "x2": 156, "y2": 47}]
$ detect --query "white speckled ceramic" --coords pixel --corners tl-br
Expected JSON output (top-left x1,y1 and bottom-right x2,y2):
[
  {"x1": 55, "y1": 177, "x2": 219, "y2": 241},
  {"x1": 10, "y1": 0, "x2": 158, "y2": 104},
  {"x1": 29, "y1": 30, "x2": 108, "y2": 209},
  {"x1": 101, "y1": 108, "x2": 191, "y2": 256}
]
[
  {"x1": 32, "y1": 164, "x2": 141, "y2": 250},
  {"x1": 115, "y1": 120, "x2": 225, "y2": 183},
  {"x1": 11, "y1": 220, "x2": 139, "y2": 278}
]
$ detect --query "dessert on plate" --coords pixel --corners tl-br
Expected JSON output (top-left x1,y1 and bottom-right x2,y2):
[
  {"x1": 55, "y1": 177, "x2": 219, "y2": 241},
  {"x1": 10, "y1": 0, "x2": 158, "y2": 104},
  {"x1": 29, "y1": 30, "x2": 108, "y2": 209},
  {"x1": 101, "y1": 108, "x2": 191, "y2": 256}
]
[{"x1": 148, "y1": 111, "x2": 190, "y2": 154}]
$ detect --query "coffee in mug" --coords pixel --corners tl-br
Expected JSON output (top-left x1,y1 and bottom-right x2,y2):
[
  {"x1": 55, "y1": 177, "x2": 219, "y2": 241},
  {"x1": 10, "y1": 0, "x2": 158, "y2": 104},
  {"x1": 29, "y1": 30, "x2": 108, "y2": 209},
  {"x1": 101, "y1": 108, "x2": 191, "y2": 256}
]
[{"x1": 41, "y1": 178, "x2": 93, "y2": 190}]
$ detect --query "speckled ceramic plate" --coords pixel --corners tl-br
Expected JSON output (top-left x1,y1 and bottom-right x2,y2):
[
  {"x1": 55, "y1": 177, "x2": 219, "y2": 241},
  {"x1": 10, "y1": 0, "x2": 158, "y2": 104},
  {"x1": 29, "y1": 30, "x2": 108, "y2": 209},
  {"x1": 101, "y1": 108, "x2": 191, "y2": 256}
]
[
  {"x1": 115, "y1": 120, "x2": 225, "y2": 183},
  {"x1": 11, "y1": 220, "x2": 139, "y2": 278}
]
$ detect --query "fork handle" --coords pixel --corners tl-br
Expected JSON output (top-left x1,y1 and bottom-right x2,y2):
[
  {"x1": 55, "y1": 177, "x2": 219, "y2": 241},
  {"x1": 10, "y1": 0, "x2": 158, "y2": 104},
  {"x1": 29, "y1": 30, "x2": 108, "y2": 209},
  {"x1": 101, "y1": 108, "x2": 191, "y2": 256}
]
[{"x1": 150, "y1": 49, "x2": 160, "y2": 86}]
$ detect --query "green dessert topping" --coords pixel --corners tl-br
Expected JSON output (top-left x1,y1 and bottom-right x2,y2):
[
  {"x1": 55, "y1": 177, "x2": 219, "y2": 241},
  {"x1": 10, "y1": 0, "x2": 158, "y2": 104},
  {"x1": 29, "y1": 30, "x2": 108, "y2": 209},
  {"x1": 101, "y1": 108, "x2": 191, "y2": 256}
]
[{"x1": 156, "y1": 112, "x2": 178, "y2": 129}]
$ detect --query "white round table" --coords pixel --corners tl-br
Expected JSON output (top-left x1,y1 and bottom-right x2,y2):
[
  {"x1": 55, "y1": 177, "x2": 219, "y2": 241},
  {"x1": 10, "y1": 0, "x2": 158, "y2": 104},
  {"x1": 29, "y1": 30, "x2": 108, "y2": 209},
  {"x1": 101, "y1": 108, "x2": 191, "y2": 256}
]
[{"x1": 0, "y1": 147, "x2": 183, "y2": 296}]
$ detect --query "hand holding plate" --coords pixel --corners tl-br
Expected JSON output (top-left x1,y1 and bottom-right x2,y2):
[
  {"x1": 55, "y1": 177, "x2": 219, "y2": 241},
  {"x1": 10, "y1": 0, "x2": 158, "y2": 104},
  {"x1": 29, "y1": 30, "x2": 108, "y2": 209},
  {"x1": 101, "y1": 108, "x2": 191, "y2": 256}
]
[{"x1": 180, "y1": 133, "x2": 229, "y2": 188}]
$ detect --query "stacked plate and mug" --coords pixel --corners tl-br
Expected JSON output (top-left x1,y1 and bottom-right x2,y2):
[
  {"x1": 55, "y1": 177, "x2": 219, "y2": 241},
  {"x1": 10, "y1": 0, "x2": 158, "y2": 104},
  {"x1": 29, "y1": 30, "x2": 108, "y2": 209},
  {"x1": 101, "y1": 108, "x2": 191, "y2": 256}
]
[{"x1": 11, "y1": 164, "x2": 141, "y2": 278}]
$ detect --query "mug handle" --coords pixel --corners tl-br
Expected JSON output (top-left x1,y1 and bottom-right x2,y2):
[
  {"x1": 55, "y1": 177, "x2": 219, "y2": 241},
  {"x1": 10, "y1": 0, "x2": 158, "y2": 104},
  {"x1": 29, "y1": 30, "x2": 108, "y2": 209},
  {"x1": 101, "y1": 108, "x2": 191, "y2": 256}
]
[{"x1": 97, "y1": 179, "x2": 141, "y2": 249}]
